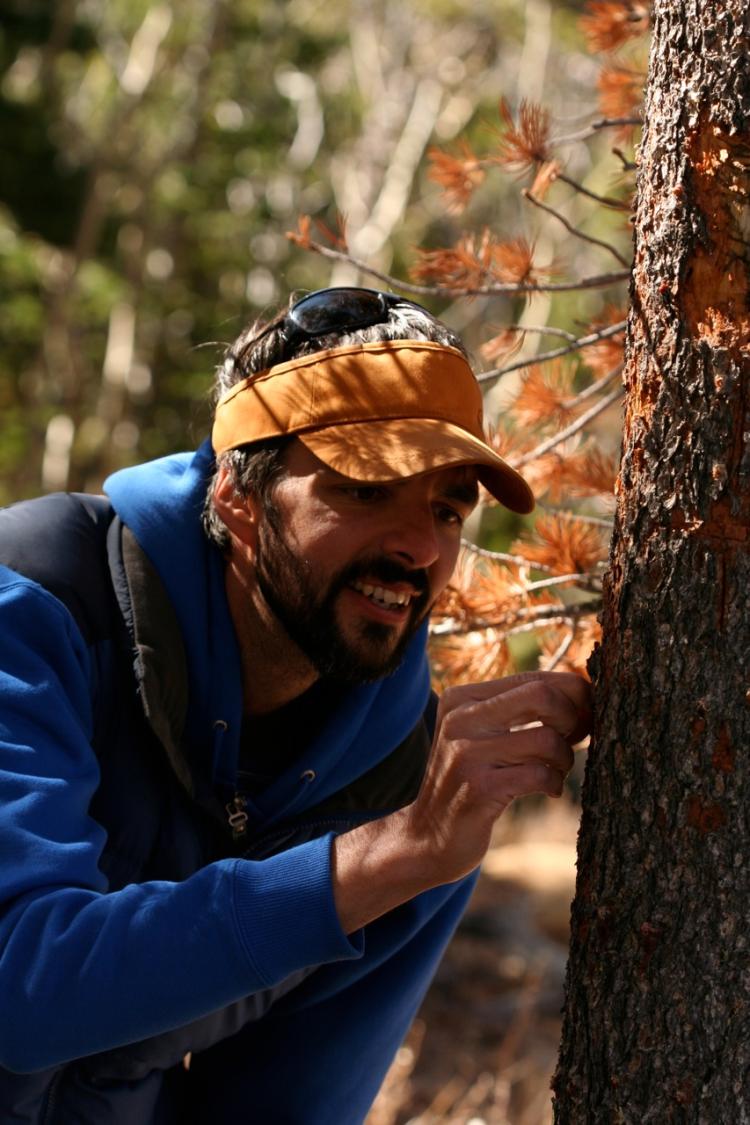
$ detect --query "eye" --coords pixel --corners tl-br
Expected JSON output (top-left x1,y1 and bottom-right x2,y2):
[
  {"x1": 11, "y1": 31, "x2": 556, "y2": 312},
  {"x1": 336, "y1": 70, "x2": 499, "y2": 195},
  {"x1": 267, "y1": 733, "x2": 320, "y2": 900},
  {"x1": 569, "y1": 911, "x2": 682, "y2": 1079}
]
[
  {"x1": 341, "y1": 485, "x2": 386, "y2": 503},
  {"x1": 435, "y1": 504, "x2": 465, "y2": 528}
]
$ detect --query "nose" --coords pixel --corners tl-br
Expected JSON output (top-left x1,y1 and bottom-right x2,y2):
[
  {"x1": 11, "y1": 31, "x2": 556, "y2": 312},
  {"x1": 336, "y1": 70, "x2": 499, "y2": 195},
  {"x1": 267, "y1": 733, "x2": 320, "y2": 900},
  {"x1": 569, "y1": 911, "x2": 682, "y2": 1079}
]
[{"x1": 380, "y1": 507, "x2": 441, "y2": 571}]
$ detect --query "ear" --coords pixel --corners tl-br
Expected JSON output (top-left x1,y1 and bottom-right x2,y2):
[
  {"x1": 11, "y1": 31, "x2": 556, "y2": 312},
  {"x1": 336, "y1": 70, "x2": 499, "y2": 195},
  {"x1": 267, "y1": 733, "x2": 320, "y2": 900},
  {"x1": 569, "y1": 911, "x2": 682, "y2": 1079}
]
[{"x1": 211, "y1": 465, "x2": 261, "y2": 551}]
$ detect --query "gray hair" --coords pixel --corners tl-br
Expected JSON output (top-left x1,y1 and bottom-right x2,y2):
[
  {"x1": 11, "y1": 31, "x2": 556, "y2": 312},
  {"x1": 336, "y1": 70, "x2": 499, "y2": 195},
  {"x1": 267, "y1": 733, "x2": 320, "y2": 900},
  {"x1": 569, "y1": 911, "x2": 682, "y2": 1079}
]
[{"x1": 202, "y1": 296, "x2": 468, "y2": 551}]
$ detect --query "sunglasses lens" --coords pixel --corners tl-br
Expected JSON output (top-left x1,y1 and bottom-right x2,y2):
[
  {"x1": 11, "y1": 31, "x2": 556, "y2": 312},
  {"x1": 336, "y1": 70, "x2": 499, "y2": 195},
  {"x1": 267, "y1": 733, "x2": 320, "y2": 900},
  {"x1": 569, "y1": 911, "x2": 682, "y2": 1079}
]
[{"x1": 286, "y1": 288, "x2": 389, "y2": 340}]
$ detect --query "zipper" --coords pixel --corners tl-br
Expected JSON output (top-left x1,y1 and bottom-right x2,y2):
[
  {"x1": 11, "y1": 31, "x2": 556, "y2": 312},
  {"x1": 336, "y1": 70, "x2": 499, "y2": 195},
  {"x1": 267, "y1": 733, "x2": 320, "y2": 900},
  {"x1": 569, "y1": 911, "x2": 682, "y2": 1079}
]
[
  {"x1": 225, "y1": 793, "x2": 249, "y2": 840},
  {"x1": 41, "y1": 1068, "x2": 64, "y2": 1123}
]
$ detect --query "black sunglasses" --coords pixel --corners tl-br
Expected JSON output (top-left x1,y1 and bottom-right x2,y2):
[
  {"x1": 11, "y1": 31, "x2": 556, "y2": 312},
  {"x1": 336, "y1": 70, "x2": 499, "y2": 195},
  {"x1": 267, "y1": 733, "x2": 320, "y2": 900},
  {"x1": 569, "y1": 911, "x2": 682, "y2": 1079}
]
[{"x1": 277, "y1": 287, "x2": 429, "y2": 348}]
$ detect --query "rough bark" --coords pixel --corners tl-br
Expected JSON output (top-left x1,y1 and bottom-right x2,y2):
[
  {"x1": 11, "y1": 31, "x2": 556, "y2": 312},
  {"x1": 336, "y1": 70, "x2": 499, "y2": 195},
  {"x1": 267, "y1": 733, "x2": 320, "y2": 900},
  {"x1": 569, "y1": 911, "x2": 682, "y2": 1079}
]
[{"x1": 553, "y1": 1, "x2": 750, "y2": 1121}]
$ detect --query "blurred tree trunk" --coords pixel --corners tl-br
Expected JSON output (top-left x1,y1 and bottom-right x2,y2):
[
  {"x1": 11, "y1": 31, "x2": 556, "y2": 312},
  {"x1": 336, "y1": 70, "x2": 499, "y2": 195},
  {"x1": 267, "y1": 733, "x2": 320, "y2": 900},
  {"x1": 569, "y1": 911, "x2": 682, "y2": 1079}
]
[{"x1": 553, "y1": 1, "x2": 750, "y2": 1120}]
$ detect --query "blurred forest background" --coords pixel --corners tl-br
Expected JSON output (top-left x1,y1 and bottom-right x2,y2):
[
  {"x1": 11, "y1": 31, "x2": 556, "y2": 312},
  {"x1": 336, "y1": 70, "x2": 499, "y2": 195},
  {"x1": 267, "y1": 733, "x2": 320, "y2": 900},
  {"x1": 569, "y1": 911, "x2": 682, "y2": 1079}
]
[{"x1": 1, "y1": 1, "x2": 644, "y2": 1121}]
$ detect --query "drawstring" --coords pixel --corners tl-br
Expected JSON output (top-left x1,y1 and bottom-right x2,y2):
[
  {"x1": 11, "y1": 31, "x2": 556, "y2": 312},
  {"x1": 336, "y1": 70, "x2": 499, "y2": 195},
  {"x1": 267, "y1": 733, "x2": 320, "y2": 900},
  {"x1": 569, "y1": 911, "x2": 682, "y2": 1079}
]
[{"x1": 261, "y1": 766, "x2": 319, "y2": 825}]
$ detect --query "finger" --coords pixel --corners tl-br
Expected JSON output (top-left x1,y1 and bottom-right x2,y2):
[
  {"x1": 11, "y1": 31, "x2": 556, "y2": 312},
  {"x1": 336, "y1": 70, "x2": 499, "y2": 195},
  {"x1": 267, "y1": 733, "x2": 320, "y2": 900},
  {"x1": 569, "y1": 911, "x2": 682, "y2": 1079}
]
[
  {"x1": 479, "y1": 726, "x2": 576, "y2": 775},
  {"x1": 437, "y1": 671, "x2": 592, "y2": 741},
  {"x1": 443, "y1": 679, "x2": 586, "y2": 742},
  {"x1": 482, "y1": 761, "x2": 569, "y2": 808},
  {"x1": 438, "y1": 670, "x2": 590, "y2": 712}
]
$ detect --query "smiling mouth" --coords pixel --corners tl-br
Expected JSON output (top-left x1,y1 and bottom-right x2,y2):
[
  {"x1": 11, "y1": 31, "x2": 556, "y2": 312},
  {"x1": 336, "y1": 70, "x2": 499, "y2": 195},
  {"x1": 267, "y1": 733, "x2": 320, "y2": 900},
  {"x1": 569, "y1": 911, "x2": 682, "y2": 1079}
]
[{"x1": 350, "y1": 580, "x2": 415, "y2": 610}]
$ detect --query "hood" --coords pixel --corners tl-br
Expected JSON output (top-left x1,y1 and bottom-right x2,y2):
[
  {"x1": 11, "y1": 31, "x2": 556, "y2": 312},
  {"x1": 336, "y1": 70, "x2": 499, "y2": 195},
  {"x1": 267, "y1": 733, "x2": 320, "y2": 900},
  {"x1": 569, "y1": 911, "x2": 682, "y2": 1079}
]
[{"x1": 104, "y1": 440, "x2": 431, "y2": 819}]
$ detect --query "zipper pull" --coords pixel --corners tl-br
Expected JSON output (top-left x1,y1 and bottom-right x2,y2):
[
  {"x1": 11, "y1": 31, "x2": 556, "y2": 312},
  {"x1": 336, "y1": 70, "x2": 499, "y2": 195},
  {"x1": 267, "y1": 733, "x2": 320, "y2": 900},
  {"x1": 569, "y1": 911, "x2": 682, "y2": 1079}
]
[{"x1": 226, "y1": 794, "x2": 248, "y2": 840}]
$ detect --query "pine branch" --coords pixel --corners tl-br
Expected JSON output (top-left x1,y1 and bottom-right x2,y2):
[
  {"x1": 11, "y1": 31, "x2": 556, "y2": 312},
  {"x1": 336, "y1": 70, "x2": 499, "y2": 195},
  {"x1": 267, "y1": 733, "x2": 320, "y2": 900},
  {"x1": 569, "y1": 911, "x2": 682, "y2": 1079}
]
[
  {"x1": 503, "y1": 616, "x2": 582, "y2": 640},
  {"x1": 564, "y1": 363, "x2": 623, "y2": 407},
  {"x1": 503, "y1": 324, "x2": 580, "y2": 342},
  {"x1": 552, "y1": 116, "x2": 641, "y2": 146},
  {"x1": 537, "y1": 505, "x2": 615, "y2": 529},
  {"x1": 510, "y1": 383, "x2": 623, "y2": 469},
  {"x1": 523, "y1": 189, "x2": 631, "y2": 267},
  {"x1": 431, "y1": 599, "x2": 601, "y2": 637},
  {"x1": 613, "y1": 147, "x2": 637, "y2": 172},
  {"x1": 525, "y1": 572, "x2": 603, "y2": 594},
  {"x1": 556, "y1": 172, "x2": 632, "y2": 211},
  {"x1": 477, "y1": 326, "x2": 626, "y2": 382},
  {"x1": 542, "y1": 627, "x2": 578, "y2": 672},
  {"x1": 459, "y1": 540, "x2": 557, "y2": 574},
  {"x1": 287, "y1": 235, "x2": 630, "y2": 296}
]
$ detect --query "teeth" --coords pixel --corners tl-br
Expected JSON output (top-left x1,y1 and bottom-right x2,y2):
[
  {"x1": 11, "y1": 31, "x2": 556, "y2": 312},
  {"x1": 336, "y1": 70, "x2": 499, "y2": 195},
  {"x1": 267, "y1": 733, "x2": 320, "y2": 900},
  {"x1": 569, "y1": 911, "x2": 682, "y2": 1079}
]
[{"x1": 353, "y1": 581, "x2": 412, "y2": 607}]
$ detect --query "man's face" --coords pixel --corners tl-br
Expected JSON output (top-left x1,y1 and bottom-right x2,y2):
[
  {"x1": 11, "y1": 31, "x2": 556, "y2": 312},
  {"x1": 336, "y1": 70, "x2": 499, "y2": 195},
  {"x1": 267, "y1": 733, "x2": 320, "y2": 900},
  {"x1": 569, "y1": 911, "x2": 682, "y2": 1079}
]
[{"x1": 250, "y1": 442, "x2": 478, "y2": 684}]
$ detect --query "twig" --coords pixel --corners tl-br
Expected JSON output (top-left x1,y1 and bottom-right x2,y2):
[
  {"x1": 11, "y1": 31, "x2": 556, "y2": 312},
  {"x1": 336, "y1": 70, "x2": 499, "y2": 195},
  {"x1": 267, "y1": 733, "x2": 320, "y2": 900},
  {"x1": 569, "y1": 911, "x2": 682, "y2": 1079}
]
[
  {"x1": 542, "y1": 626, "x2": 578, "y2": 671},
  {"x1": 563, "y1": 363, "x2": 623, "y2": 409},
  {"x1": 504, "y1": 601, "x2": 600, "y2": 636},
  {"x1": 613, "y1": 147, "x2": 637, "y2": 172},
  {"x1": 431, "y1": 599, "x2": 601, "y2": 637},
  {"x1": 459, "y1": 540, "x2": 556, "y2": 574},
  {"x1": 556, "y1": 173, "x2": 631, "y2": 211},
  {"x1": 552, "y1": 116, "x2": 641, "y2": 146},
  {"x1": 523, "y1": 189, "x2": 631, "y2": 267},
  {"x1": 503, "y1": 617, "x2": 576, "y2": 639},
  {"x1": 291, "y1": 237, "x2": 630, "y2": 296},
  {"x1": 509, "y1": 384, "x2": 623, "y2": 469},
  {"x1": 503, "y1": 324, "x2": 579, "y2": 342},
  {"x1": 477, "y1": 325, "x2": 626, "y2": 382},
  {"x1": 537, "y1": 505, "x2": 614, "y2": 529},
  {"x1": 525, "y1": 572, "x2": 602, "y2": 593}
]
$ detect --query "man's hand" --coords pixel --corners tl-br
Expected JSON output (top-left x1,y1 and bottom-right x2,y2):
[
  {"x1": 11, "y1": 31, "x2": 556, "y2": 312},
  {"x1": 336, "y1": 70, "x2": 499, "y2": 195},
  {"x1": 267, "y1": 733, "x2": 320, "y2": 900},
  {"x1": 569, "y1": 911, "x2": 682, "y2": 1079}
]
[{"x1": 332, "y1": 671, "x2": 591, "y2": 934}]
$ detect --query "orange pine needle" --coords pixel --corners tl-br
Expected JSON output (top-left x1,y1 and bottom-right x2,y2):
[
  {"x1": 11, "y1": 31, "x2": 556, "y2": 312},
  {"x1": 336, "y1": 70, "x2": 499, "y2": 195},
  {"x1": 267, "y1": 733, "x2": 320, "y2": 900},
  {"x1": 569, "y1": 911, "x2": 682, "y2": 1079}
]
[
  {"x1": 511, "y1": 362, "x2": 577, "y2": 429},
  {"x1": 427, "y1": 141, "x2": 486, "y2": 213},
  {"x1": 486, "y1": 424, "x2": 539, "y2": 469},
  {"x1": 481, "y1": 327, "x2": 526, "y2": 364},
  {"x1": 580, "y1": 1, "x2": 651, "y2": 54},
  {"x1": 410, "y1": 232, "x2": 494, "y2": 289},
  {"x1": 540, "y1": 617, "x2": 601, "y2": 676},
  {"x1": 513, "y1": 514, "x2": 608, "y2": 575},
  {"x1": 512, "y1": 453, "x2": 569, "y2": 502},
  {"x1": 432, "y1": 550, "x2": 520, "y2": 626},
  {"x1": 559, "y1": 447, "x2": 618, "y2": 496},
  {"x1": 597, "y1": 63, "x2": 645, "y2": 120},
  {"x1": 528, "y1": 447, "x2": 617, "y2": 502},
  {"x1": 430, "y1": 631, "x2": 512, "y2": 688},
  {"x1": 493, "y1": 236, "x2": 551, "y2": 285},
  {"x1": 313, "y1": 212, "x2": 349, "y2": 251},
  {"x1": 286, "y1": 214, "x2": 312, "y2": 249},
  {"x1": 586, "y1": 305, "x2": 627, "y2": 375},
  {"x1": 430, "y1": 552, "x2": 518, "y2": 686},
  {"x1": 411, "y1": 230, "x2": 553, "y2": 290},
  {"x1": 495, "y1": 98, "x2": 553, "y2": 176}
]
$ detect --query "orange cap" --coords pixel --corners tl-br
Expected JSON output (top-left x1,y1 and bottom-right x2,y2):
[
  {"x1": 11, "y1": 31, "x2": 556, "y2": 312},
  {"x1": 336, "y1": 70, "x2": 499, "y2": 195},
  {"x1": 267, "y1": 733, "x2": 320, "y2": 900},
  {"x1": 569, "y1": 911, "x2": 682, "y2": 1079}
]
[{"x1": 211, "y1": 339, "x2": 534, "y2": 513}]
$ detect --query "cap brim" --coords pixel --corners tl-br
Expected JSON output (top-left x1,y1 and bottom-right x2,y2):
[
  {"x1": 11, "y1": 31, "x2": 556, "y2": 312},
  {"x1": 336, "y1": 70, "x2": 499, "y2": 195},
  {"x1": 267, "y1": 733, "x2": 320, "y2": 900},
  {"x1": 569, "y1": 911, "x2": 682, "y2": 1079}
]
[{"x1": 299, "y1": 418, "x2": 535, "y2": 514}]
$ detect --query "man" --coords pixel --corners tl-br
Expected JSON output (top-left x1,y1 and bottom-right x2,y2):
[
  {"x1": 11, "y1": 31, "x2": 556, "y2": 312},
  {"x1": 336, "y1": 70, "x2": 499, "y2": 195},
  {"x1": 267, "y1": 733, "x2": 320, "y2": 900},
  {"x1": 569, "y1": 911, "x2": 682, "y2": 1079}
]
[{"x1": 0, "y1": 287, "x2": 590, "y2": 1122}]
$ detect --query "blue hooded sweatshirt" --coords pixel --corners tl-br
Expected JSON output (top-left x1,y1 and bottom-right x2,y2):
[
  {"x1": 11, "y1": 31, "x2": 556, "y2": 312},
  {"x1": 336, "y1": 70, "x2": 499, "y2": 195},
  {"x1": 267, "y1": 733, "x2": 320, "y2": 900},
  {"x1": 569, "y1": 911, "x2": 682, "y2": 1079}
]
[{"x1": 0, "y1": 442, "x2": 477, "y2": 1124}]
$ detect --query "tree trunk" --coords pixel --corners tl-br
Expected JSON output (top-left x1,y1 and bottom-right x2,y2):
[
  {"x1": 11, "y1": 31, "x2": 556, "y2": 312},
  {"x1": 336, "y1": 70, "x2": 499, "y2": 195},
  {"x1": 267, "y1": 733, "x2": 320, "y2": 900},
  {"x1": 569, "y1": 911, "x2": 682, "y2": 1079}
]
[{"x1": 553, "y1": 1, "x2": 750, "y2": 1120}]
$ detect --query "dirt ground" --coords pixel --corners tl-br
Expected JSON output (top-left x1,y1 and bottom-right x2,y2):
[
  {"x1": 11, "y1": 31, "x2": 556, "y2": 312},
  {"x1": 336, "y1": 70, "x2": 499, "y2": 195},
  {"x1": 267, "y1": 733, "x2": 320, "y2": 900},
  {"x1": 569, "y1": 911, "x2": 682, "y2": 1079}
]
[{"x1": 366, "y1": 799, "x2": 581, "y2": 1125}]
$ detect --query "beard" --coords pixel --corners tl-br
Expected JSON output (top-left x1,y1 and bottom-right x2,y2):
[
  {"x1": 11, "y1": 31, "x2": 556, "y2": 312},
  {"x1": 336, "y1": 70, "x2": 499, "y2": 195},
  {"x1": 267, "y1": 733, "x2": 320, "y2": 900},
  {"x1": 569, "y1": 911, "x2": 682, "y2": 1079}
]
[{"x1": 253, "y1": 509, "x2": 431, "y2": 684}]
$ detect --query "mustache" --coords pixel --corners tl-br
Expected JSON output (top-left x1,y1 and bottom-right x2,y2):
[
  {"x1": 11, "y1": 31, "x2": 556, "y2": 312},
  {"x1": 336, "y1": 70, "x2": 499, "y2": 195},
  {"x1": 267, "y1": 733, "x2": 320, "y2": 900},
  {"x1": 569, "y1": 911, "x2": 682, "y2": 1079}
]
[{"x1": 339, "y1": 557, "x2": 430, "y2": 600}]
